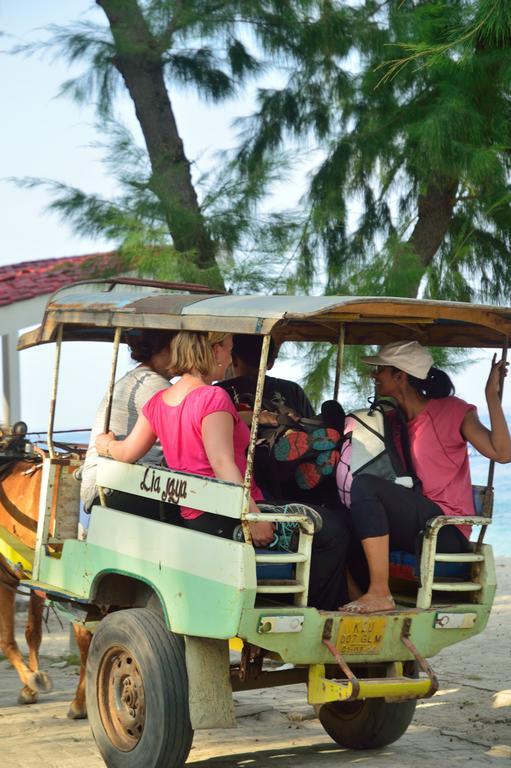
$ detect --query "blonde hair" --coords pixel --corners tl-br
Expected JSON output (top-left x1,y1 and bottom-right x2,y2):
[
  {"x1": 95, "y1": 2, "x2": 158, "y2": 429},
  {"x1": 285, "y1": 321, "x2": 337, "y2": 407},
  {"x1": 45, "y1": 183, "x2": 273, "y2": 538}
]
[{"x1": 169, "y1": 330, "x2": 230, "y2": 377}]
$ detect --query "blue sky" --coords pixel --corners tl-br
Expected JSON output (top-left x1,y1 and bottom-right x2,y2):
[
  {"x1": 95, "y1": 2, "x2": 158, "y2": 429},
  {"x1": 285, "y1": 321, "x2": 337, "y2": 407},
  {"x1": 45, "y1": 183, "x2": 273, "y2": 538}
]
[
  {"x1": 1, "y1": 2, "x2": 509, "y2": 429},
  {"x1": 0, "y1": 1, "x2": 263, "y2": 268},
  {"x1": 0, "y1": 1, "x2": 265, "y2": 429}
]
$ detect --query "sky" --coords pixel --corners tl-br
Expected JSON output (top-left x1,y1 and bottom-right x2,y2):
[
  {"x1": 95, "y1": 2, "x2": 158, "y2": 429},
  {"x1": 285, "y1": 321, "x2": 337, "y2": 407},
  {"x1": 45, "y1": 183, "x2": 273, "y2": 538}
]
[{"x1": 1, "y1": 1, "x2": 509, "y2": 432}]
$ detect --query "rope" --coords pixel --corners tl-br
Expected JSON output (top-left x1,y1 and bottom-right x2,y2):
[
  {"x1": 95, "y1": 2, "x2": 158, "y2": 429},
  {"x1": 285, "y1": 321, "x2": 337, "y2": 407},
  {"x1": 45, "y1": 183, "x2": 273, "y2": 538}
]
[{"x1": 43, "y1": 603, "x2": 64, "y2": 633}]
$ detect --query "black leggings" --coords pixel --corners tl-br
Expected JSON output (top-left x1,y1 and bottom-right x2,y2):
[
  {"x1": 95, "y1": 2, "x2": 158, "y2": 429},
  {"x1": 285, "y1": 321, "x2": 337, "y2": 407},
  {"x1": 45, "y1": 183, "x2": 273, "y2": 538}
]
[
  {"x1": 347, "y1": 475, "x2": 470, "y2": 592},
  {"x1": 349, "y1": 474, "x2": 471, "y2": 553},
  {"x1": 183, "y1": 504, "x2": 349, "y2": 610}
]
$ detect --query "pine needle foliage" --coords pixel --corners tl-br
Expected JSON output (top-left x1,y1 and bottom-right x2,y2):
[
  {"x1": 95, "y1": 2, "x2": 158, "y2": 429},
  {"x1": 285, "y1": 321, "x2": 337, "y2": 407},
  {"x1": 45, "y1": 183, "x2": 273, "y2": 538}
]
[{"x1": 234, "y1": 0, "x2": 511, "y2": 303}]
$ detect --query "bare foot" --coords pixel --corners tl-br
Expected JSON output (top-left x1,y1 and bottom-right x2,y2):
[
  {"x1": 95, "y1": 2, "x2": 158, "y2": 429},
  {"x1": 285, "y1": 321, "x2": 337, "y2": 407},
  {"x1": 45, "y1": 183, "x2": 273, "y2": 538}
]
[{"x1": 340, "y1": 592, "x2": 395, "y2": 614}]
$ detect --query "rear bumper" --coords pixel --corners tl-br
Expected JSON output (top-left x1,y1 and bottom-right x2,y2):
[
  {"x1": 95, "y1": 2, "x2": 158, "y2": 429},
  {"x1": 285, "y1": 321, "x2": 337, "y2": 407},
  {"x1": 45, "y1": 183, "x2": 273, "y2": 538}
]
[{"x1": 308, "y1": 663, "x2": 435, "y2": 704}]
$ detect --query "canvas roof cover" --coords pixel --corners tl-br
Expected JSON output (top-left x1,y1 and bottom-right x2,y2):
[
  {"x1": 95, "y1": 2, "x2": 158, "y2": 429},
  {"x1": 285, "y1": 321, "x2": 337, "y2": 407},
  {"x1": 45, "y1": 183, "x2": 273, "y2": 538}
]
[{"x1": 18, "y1": 278, "x2": 511, "y2": 350}]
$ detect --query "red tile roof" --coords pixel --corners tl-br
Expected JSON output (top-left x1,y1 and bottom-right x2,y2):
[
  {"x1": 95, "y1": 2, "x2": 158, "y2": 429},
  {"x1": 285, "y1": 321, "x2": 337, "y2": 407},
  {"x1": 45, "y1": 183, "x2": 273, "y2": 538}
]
[{"x1": 0, "y1": 252, "x2": 124, "y2": 307}]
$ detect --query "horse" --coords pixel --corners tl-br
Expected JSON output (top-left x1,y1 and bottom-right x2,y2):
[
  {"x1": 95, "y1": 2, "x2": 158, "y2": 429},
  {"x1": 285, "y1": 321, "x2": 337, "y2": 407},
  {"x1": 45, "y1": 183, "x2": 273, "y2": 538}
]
[{"x1": 0, "y1": 436, "x2": 92, "y2": 719}]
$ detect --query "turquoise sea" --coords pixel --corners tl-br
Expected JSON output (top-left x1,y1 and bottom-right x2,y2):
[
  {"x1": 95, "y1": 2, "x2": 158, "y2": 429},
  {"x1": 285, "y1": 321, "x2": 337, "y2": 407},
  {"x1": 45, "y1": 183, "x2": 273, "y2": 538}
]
[{"x1": 470, "y1": 453, "x2": 510, "y2": 557}]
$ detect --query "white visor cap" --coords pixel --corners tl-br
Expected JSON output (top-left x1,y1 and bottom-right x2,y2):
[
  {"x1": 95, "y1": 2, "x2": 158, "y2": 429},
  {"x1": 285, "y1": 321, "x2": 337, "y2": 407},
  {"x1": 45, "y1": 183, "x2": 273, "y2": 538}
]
[{"x1": 361, "y1": 340, "x2": 433, "y2": 380}]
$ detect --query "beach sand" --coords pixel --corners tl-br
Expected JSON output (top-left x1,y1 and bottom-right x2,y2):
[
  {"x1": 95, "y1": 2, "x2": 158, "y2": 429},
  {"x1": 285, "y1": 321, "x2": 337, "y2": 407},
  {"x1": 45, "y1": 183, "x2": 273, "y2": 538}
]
[{"x1": 0, "y1": 558, "x2": 510, "y2": 767}]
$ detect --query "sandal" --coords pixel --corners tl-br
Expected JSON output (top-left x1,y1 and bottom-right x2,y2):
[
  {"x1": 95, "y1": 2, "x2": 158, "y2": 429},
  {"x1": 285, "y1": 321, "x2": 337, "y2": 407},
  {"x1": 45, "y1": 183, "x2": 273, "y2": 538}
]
[
  {"x1": 294, "y1": 449, "x2": 340, "y2": 489},
  {"x1": 315, "y1": 448, "x2": 340, "y2": 475},
  {"x1": 340, "y1": 595, "x2": 396, "y2": 614},
  {"x1": 274, "y1": 428, "x2": 341, "y2": 462},
  {"x1": 295, "y1": 461, "x2": 322, "y2": 490}
]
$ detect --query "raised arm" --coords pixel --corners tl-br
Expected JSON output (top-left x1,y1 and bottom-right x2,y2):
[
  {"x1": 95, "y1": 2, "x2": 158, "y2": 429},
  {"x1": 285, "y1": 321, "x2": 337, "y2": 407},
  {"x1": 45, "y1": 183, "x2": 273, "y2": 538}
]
[
  {"x1": 96, "y1": 413, "x2": 157, "y2": 463},
  {"x1": 202, "y1": 410, "x2": 274, "y2": 546},
  {"x1": 461, "y1": 354, "x2": 511, "y2": 463}
]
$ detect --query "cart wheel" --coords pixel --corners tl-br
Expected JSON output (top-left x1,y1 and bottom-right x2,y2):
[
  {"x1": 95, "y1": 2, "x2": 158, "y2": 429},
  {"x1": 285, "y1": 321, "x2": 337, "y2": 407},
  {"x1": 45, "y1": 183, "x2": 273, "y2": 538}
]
[
  {"x1": 318, "y1": 697, "x2": 416, "y2": 750},
  {"x1": 86, "y1": 608, "x2": 193, "y2": 768}
]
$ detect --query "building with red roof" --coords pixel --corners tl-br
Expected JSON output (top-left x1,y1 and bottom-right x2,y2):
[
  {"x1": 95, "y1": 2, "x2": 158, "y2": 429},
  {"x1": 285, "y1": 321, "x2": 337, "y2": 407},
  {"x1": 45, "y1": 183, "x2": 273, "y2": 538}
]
[
  {"x1": 1, "y1": 252, "x2": 124, "y2": 424},
  {"x1": 0, "y1": 252, "x2": 123, "y2": 308}
]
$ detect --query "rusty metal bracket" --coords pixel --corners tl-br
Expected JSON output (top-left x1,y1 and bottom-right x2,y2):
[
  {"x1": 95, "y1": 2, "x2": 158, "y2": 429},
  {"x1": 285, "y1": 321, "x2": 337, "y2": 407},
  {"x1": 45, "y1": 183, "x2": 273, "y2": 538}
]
[
  {"x1": 322, "y1": 617, "x2": 333, "y2": 641},
  {"x1": 322, "y1": 637, "x2": 361, "y2": 700},
  {"x1": 400, "y1": 618, "x2": 439, "y2": 697}
]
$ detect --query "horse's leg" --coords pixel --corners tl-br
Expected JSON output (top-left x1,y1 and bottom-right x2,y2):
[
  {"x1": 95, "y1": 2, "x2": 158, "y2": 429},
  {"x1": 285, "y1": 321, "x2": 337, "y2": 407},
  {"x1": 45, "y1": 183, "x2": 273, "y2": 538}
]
[
  {"x1": 67, "y1": 623, "x2": 91, "y2": 719},
  {"x1": 20, "y1": 590, "x2": 53, "y2": 702},
  {"x1": 0, "y1": 583, "x2": 49, "y2": 704}
]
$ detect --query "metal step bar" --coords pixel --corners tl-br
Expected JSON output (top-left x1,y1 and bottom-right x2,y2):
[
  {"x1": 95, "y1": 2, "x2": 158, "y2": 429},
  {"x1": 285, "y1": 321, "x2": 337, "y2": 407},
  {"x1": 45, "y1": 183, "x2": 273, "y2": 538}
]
[
  {"x1": 249, "y1": 504, "x2": 320, "y2": 607},
  {"x1": 417, "y1": 515, "x2": 491, "y2": 609}
]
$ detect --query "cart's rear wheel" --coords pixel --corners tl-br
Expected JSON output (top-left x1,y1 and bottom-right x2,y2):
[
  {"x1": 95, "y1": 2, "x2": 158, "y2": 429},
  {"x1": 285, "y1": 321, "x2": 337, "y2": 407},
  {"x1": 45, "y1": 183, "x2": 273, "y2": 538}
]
[
  {"x1": 86, "y1": 608, "x2": 193, "y2": 768},
  {"x1": 318, "y1": 696, "x2": 416, "y2": 750}
]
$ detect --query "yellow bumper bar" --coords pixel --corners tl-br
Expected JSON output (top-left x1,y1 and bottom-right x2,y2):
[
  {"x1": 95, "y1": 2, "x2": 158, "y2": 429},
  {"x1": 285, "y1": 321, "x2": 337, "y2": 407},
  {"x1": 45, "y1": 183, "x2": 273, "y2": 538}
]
[{"x1": 308, "y1": 663, "x2": 435, "y2": 704}]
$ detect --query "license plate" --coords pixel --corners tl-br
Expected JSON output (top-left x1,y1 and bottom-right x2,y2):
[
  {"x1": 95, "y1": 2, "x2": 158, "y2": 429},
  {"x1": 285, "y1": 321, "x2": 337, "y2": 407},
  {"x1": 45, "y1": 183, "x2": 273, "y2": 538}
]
[{"x1": 336, "y1": 617, "x2": 387, "y2": 654}]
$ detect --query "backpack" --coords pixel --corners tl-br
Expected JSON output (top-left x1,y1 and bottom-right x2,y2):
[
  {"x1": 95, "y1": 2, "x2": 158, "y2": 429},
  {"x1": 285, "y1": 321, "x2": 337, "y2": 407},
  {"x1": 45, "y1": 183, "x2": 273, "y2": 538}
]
[{"x1": 336, "y1": 398, "x2": 419, "y2": 508}]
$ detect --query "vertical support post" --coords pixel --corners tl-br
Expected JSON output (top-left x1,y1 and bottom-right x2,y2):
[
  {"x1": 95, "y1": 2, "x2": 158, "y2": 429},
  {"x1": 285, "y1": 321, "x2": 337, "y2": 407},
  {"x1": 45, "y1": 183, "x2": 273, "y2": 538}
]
[
  {"x1": 477, "y1": 339, "x2": 508, "y2": 549},
  {"x1": 333, "y1": 324, "x2": 345, "y2": 401},
  {"x1": 32, "y1": 458, "x2": 56, "y2": 580},
  {"x1": 294, "y1": 520, "x2": 314, "y2": 607},
  {"x1": 241, "y1": 333, "x2": 271, "y2": 544},
  {"x1": 98, "y1": 327, "x2": 122, "y2": 506},
  {"x1": 103, "y1": 327, "x2": 122, "y2": 433},
  {"x1": 47, "y1": 325, "x2": 63, "y2": 460},
  {"x1": 416, "y1": 527, "x2": 439, "y2": 610},
  {"x1": 1, "y1": 332, "x2": 21, "y2": 425}
]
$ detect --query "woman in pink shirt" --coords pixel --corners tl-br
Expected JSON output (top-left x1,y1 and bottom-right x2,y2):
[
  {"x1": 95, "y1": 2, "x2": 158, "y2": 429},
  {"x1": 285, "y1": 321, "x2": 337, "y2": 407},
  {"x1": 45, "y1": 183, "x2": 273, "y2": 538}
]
[
  {"x1": 96, "y1": 330, "x2": 274, "y2": 547},
  {"x1": 343, "y1": 340, "x2": 511, "y2": 614}
]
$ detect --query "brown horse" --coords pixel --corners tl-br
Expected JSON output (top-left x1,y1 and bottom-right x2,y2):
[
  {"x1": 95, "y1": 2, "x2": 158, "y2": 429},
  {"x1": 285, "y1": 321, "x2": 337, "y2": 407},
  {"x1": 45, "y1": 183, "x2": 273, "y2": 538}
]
[{"x1": 0, "y1": 454, "x2": 92, "y2": 718}]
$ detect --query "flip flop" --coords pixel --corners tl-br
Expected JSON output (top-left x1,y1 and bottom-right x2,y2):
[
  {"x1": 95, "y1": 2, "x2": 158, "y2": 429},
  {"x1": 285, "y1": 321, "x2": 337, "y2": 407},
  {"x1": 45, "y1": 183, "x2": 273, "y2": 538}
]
[
  {"x1": 294, "y1": 461, "x2": 322, "y2": 489},
  {"x1": 315, "y1": 448, "x2": 340, "y2": 475},
  {"x1": 274, "y1": 428, "x2": 341, "y2": 462},
  {"x1": 340, "y1": 596, "x2": 396, "y2": 614},
  {"x1": 294, "y1": 449, "x2": 341, "y2": 490}
]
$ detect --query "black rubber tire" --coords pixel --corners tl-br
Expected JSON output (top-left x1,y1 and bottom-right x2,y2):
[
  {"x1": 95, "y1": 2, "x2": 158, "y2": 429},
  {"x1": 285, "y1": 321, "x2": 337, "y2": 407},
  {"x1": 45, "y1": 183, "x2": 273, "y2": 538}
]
[
  {"x1": 86, "y1": 608, "x2": 193, "y2": 768},
  {"x1": 318, "y1": 697, "x2": 417, "y2": 750}
]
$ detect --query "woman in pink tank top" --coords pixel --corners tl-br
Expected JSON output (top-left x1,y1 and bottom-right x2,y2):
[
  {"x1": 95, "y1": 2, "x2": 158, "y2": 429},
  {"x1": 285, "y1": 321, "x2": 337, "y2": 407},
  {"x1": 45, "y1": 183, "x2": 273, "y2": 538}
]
[
  {"x1": 95, "y1": 330, "x2": 275, "y2": 547},
  {"x1": 342, "y1": 340, "x2": 511, "y2": 615}
]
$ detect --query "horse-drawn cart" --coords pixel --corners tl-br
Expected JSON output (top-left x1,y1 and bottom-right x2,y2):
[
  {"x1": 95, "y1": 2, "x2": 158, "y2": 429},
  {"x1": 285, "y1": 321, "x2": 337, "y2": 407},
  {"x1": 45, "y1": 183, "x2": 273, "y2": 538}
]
[{"x1": 6, "y1": 278, "x2": 509, "y2": 768}]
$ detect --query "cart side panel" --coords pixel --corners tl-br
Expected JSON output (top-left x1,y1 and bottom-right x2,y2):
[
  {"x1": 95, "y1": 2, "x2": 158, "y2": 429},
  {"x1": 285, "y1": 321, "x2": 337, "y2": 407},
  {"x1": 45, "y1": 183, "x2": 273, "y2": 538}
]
[{"x1": 37, "y1": 508, "x2": 257, "y2": 638}]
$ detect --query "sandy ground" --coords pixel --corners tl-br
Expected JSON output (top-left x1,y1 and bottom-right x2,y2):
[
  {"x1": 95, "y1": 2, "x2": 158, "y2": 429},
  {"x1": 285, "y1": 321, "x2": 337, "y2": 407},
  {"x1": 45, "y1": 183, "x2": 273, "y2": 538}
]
[{"x1": 1, "y1": 559, "x2": 510, "y2": 768}]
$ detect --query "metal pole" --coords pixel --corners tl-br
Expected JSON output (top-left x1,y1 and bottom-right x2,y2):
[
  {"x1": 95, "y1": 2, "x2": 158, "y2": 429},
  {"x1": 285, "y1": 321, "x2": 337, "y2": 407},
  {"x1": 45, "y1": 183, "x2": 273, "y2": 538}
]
[
  {"x1": 333, "y1": 323, "x2": 345, "y2": 400},
  {"x1": 477, "y1": 339, "x2": 508, "y2": 549},
  {"x1": 103, "y1": 327, "x2": 122, "y2": 433},
  {"x1": 47, "y1": 324, "x2": 63, "y2": 460},
  {"x1": 241, "y1": 333, "x2": 271, "y2": 544},
  {"x1": 98, "y1": 327, "x2": 122, "y2": 506}
]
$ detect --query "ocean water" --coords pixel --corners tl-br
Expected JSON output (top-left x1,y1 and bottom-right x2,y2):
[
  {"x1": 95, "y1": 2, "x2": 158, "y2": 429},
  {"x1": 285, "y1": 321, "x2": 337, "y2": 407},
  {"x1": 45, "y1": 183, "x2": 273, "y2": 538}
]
[{"x1": 470, "y1": 454, "x2": 510, "y2": 557}]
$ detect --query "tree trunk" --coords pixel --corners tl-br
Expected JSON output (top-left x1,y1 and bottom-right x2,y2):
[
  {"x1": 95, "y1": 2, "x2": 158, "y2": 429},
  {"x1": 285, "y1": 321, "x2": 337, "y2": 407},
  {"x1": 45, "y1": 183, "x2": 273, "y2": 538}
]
[
  {"x1": 96, "y1": 0, "x2": 223, "y2": 286},
  {"x1": 391, "y1": 178, "x2": 458, "y2": 298}
]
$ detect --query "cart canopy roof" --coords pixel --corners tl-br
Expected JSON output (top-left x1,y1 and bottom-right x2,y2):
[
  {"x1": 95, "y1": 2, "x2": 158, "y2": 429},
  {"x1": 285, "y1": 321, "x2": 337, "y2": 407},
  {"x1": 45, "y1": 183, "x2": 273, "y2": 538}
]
[{"x1": 18, "y1": 277, "x2": 511, "y2": 351}]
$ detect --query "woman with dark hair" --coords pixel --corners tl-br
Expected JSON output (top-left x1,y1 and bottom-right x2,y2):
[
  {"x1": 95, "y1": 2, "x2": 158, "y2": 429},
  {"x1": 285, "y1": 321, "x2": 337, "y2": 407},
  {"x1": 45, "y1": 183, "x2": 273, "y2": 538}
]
[
  {"x1": 95, "y1": 330, "x2": 274, "y2": 544},
  {"x1": 80, "y1": 329, "x2": 175, "y2": 519},
  {"x1": 343, "y1": 340, "x2": 511, "y2": 614}
]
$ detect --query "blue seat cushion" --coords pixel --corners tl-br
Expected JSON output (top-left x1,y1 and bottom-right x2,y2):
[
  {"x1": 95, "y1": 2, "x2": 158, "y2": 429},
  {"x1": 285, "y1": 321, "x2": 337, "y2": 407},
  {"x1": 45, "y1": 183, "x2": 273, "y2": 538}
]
[
  {"x1": 255, "y1": 549, "x2": 294, "y2": 580},
  {"x1": 389, "y1": 550, "x2": 471, "y2": 581}
]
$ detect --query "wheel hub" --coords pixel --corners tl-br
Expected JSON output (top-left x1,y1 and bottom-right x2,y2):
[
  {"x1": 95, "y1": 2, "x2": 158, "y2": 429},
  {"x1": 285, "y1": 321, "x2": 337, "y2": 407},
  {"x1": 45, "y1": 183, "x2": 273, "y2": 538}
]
[{"x1": 97, "y1": 647, "x2": 146, "y2": 751}]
